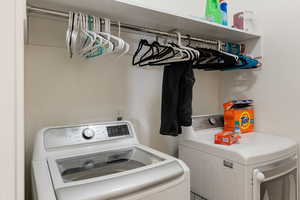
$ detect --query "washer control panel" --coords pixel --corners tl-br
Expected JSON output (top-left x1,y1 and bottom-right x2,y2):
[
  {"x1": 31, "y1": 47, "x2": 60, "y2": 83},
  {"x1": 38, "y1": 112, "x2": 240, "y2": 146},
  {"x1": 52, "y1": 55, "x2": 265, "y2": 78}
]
[
  {"x1": 44, "y1": 122, "x2": 133, "y2": 149},
  {"x1": 107, "y1": 125, "x2": 130, "y2": 137}
]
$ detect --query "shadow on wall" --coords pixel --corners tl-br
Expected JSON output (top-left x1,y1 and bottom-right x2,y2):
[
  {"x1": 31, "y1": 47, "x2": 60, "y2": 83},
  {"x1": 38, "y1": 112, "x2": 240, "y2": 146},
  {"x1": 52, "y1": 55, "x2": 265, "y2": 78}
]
[
  {"x1": 123, "y1": 62, "x2": 179, "y2": 156},
  {"x1": 220, "y1": 70, "x2": 258, "y2": 103}
]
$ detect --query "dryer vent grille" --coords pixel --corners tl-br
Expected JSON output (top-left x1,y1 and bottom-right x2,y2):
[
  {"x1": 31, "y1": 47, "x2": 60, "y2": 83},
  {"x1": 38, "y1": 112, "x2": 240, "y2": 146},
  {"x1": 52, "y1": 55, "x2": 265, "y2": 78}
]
[{"x1": 191, "y1": 191, "x2": 207, "y2": 200}]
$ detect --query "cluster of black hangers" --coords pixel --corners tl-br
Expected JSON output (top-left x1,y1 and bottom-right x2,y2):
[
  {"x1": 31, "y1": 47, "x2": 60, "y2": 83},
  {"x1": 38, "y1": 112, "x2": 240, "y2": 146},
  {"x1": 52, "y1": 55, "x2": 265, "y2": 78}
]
[{"x1": 132, "y1": 32, "x2": 260, "y2": 71}]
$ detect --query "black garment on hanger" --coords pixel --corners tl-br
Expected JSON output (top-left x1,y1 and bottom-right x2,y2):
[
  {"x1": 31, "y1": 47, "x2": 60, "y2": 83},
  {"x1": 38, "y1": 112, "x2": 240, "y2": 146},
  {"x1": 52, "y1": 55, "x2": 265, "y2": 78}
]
[{"x1": 160, "y1": 61, "x2": 195, "y2": 136}]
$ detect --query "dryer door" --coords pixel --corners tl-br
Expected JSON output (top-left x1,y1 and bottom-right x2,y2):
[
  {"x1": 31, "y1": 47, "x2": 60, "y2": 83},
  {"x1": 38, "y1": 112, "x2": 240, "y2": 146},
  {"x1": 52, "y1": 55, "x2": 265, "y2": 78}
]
[{"x1": 253, "y1": 155, "x2": 298, "y2": 200}]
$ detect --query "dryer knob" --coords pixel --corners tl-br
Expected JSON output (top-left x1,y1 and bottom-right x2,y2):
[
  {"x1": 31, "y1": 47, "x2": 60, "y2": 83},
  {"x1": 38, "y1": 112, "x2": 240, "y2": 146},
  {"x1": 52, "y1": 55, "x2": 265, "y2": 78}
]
[
  {"x1": 82, "y1": 128, "x2": 95, "y2": 140},
  {"x1": 208, "y1": 117, "x2": 217, "y2": 126}
]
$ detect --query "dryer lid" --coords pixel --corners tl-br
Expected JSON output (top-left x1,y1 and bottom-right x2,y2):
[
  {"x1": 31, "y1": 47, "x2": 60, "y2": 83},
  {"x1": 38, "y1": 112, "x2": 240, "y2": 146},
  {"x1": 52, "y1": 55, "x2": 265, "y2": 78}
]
[{"x1": 180, "y1": 128, "x2": 298, "y2": 165}]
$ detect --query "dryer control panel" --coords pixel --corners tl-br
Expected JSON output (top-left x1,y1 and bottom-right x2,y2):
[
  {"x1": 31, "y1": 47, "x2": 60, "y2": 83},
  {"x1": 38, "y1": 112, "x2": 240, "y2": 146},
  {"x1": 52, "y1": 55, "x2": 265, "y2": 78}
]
[
  {"x1": 44, "y1": 122, "x2": 133, "y2": 150},
  {"x1": 192, "y1": 115, "x2": 224, "y2": 130}
]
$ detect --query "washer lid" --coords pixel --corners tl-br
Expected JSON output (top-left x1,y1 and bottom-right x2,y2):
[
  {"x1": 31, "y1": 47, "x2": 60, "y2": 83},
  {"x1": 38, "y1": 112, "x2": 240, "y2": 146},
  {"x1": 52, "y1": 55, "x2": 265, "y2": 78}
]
[
  {"x1": 180, "y1": 128, "x2": 298, "y2": 165},
  {"x1": 55, "y1": 147, "x2": 164, "y2": 183},
  {"x1": 48, "y1": 146, "x2": 184, "y2": 200}
]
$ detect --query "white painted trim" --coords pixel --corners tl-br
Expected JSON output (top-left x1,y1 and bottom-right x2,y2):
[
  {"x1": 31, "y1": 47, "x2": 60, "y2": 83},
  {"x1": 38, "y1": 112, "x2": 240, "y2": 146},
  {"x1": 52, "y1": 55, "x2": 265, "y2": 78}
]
[
  {"x1": 15, "y1": 0, "x2": 25, "y2": 199},
  {"x1": 0, "y1": 0, "x2": 25, "y2": 199},
  {"x1": 0, "y1": 0, "x2": 20, "y2": 198}
]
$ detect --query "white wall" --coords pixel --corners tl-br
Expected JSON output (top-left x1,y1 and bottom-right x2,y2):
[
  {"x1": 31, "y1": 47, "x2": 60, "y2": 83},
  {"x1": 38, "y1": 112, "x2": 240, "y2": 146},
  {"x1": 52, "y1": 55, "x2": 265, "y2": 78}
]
[
  {"x1": 221, "y1": 0, "x2": 300, "y2": 138},
  {"x1": 25, "y1": 15, "x2": 220, "y2": 199},
  {"x1": 220, "y1": 0, "x2": 300, "y2": 191}
]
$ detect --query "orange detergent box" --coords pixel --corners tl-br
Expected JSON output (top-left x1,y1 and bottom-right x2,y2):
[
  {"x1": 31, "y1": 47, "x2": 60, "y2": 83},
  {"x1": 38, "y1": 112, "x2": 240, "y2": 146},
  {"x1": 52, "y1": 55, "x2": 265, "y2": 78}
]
[
  {"x1": 215, "y1": 131, "x2": 241, "y2": 146},
  {"x1": 223, "y1": 100, "x2": 255, "y2": 134}
]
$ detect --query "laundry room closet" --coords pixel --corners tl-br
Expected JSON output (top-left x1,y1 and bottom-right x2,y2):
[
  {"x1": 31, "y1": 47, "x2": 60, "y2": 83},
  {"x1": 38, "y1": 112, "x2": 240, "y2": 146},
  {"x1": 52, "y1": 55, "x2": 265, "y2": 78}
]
[{"x1": 24, "y1": 0, "x2": 262, "y2": 199}]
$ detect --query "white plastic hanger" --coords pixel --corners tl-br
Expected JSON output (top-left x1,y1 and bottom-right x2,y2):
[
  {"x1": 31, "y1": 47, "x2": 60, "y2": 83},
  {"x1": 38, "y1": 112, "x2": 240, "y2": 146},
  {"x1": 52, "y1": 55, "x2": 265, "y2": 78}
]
[
  {"x1": 67, "y1": 12, "x2": 129, "y2": 58},
  {"x1": 86, "y1": 17, "x2": 114, "y2": 57},
  {"x1": 175, "y1": 32, "x2": 195, "y2": 61},
  {"x1": 78, "y1": 13, "x2": 100, "y2": 57},
  {"x1": 118, "y1": 22, "x2": 130, "y2": 56},
  {"x1": 70, "y1": 12, "x2": 81, "y2": 56},
  {"x1": 103, "y1": 19, "x2": 125, "y2": 54},
  {"x1": 218, "y1": 40, "x2": 239, "y2": 61},
  {"x1": 182, "y1": 33, "x2": 201, "y2": 62},
  {"x1": 66, "y1": 11, "x2": 74, "y2": 58},
  {"x1": 89, "y1": 17, "x2": 113, "y2": 57},
  {"x1": 157, "y1": 31, "x2": 190, "y2": 64},
  {"x1": 79, "y1": 14, "x2": 114, "y2": 58}
]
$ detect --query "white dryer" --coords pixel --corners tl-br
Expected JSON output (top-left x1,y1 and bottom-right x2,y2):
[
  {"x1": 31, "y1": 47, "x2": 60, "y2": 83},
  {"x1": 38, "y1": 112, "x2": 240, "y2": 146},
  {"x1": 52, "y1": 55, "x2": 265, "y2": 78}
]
[
  {"x1": 179, "y1": 115, "x2": 298, "y2": 200},
  {"x1": 32, "y1": 121, "x2": 190, "y2": 200}
]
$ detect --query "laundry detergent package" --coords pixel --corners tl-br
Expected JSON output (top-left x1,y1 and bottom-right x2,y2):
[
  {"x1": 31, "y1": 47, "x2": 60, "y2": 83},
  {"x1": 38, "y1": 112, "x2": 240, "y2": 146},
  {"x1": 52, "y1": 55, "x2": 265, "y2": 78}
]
[
  {"x1": 215, "y1": 131, "x2": 241, "y2": 146},
  {"x1": 223, "y1": 100, "x2": 255, "y2": 133},
  {"x1": 205, "y1": 0, "x2": 222, "y2": 24}
]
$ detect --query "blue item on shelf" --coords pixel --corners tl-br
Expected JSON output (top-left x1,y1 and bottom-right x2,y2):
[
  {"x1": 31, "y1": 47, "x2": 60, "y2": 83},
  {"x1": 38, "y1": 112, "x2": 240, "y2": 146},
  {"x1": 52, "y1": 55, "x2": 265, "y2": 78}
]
[
  {"x1": 219, "y1": 0, "x2": 228, "y2": 26},
  {"x1": 222, "y1": 55, "x2": 259, "y2": 71},
  {"x1": 224, "y1": 42, "x2": 241, "y2": 55}
]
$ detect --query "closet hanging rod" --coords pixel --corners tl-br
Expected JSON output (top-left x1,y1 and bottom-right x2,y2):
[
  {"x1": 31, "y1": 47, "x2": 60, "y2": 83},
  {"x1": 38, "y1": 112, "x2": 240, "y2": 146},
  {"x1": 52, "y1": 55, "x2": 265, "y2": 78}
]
[{"x1": 27, "y1": 4, "x2": 219, "y2": 45}]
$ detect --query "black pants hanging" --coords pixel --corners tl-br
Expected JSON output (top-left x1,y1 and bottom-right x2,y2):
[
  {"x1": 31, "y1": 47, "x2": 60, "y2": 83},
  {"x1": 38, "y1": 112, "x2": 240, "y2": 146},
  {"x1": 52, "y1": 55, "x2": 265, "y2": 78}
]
[{"x1": 160, "y1": 62, "x2": 195, "y2": 136}]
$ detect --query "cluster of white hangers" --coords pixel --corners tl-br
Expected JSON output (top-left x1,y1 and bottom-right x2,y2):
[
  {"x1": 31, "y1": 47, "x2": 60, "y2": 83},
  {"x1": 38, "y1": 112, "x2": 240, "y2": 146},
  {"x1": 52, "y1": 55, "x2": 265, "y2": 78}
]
[{"x1": 66, "y1": 12, "x2": 130, "y2": 58}]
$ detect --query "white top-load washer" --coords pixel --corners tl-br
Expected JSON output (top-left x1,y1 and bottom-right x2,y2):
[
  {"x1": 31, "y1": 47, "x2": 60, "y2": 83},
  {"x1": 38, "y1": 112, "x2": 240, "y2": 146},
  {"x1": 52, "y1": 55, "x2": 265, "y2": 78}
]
[
  {"x1": 32, "y1": 121, "x2": 190, "y2": 200},
  {"x1": 179, "y1": 115, "x2": 298, "y2": 200}
]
